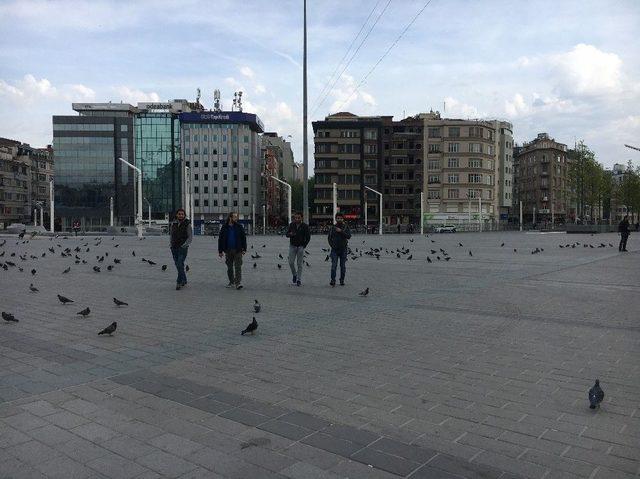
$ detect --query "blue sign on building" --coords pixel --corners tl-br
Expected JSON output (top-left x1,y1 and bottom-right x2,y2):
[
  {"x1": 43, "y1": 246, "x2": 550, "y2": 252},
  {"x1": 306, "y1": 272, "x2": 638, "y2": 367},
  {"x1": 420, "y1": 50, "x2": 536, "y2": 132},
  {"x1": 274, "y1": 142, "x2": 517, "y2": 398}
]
[{"x1": 179, "y1": 111, "x2": 264, "y2": 132}]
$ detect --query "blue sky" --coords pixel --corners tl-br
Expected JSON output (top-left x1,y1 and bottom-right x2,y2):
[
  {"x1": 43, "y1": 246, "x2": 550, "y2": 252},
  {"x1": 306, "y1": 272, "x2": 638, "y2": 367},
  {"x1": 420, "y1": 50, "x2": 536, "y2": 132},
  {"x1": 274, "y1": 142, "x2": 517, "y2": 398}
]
[{"x1": 1, "y1": 0, "x2": 639, "y2": 171}]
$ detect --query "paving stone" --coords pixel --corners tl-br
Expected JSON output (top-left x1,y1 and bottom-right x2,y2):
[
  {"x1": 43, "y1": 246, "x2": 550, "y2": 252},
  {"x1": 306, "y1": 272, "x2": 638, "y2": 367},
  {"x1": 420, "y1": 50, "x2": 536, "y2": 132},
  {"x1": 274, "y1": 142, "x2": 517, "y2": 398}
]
[
  {"x1": 281, "y1": 461, "x2": 343, "y2": 479},
  {"x1": 46, "y1": 410, "x2": 91, "y2": 429},
  {"x1": 2, "y1": 411, "x2": 49, "y2": 431},
  {"x1": 136, "y1": 449, "x2": 198, "y2": 478},
  {"x1": 71, "y1": 422, "x2": 119, "y2": 443},
  {"x1": 19, "y1": 399, "x2": 59, "y2": 416},
  {"x1": 28, "y1": 423, "x2": 77, "y2": 446},
  {"x1": 279, "y1": 411, "x2": 331, "y2": 431},
  {"x1": 369, "y1": 436, "x2": 438, "y2": 463},
  {"x1": 426, "y1": 453, "x2": 505, "y2": 479},
  {"x1": 322, "y1": 423, "x2": 380, "y2": 446},
  {"x1": 0, "y1": 424, "x2": 32, "y2": 447},
  {"x1": 149, "y1": 432, "x2": 205, "y2": 457},
  {"x1": 302, "y1": 431, "x2": 363, "y2": 457},
  {"x1": 260, "y1": 419, "x2": 315, "y2": 441},
  {"x1": 6, "y1": 439, "x2": 61, "y2": 465},
  {"x1": 86, "y1": 452, "x2": 151, "y2": 479}
]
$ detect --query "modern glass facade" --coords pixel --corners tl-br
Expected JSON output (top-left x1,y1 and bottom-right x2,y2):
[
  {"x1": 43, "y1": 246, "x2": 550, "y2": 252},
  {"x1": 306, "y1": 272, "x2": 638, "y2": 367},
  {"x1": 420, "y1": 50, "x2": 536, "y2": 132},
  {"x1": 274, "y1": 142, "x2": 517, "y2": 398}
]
[
  {"x1": 53, "y1": 105, "x2": 135, "y2": 229},
  {"x1": 134, "y1": 113, "x2": 181, "y2": 219}
]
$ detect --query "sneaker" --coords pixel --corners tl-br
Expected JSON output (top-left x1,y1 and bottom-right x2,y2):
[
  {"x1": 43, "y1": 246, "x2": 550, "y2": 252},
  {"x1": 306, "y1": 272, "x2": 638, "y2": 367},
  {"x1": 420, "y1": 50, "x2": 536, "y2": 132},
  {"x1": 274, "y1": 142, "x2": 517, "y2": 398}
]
[
  {"x1": 340, "y1": 280, "x2": 345, "y2": 286},
  {"x1": 296, "y1": 280, "x2": 301, "y2": 287},
  {"x1": 330, "y1": 279, "x2": 336, "y2": 287},
  {"x1": 225, "y1": 282, "x2": 234, "y2": 288},
  {"x1": 236, "y1": 283, "x2": 243, "y2": 290},
  {"x1": 176, "y1": 284, "x2": 182, "y2": 290},
  {"x1": 292, "y1": 275, "x2": 297, "y2": 284}
]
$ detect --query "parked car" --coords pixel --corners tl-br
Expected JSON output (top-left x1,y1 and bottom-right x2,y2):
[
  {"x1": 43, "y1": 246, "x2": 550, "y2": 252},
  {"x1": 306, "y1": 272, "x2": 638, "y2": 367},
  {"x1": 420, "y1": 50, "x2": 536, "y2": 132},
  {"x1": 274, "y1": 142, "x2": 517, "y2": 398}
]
[{"x1": 434, "y1": 224, "x2": 456, "y2": 233}]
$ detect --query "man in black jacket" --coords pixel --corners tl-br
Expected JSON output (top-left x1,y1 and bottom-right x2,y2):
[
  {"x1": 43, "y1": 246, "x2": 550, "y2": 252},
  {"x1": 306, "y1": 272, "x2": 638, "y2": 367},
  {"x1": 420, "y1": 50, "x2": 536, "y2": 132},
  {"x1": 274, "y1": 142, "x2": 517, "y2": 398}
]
[
  {"x1": 169, "y1": 208, "x2": 193, "y2": 290},
  {"x1": 218, "y1": 212, "x2": 247, "y2": 289},
  {"x1": 286, "y1": 212, "x2": 311, "y2": 286},
  {"x1": 619, "y1": 215, "x2": 630, "y2": 252},
  {"x1": 328, "y1": 213, "x2": 352, "y2": 286}
]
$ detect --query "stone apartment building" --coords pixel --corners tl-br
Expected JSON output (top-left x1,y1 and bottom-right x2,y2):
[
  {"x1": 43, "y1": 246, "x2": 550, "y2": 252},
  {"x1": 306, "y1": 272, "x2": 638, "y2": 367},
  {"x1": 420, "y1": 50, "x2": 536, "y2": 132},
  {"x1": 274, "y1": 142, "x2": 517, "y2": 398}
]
[
  {"x1": 513, "y1": 133, "x2": 572, "y2": 225},
  {"x1": 312, "y1": 111, "x2": 514, "y2": 228},
  {"x1": 0, "y1": 138, "x2": 54, "y2": 228}
]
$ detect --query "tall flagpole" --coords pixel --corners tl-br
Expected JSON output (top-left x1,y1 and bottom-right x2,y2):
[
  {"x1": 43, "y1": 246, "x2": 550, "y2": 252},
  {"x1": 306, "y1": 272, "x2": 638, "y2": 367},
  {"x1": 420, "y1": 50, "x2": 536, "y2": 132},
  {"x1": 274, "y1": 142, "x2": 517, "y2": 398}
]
[{"x1": 302, "y1": 0, "x2": 309, "y2": 224}]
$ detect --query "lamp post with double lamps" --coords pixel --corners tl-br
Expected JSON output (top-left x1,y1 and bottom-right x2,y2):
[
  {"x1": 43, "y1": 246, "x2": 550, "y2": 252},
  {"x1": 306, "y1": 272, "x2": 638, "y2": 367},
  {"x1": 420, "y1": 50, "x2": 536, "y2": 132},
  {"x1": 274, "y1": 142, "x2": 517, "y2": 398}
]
[{"x1": 117, "y1": 157, "x2": 142, "y2": 238}]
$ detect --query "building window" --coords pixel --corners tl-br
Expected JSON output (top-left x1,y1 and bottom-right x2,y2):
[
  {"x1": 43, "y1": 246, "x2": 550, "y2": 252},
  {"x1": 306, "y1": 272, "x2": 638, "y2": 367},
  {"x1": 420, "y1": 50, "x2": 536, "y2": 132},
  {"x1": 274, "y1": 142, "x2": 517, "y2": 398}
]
[
  {"x1": 194, "y1": 174, "x2": 199, "y2": 180},
  {"x1": 194, "y1": 161, "x2": 199, "y2": 168},
  {"x1": 204, "y1": 199, "x2": 209, "y2": 206},
  {"x1": 447, "y1": 189, "x2": 459, "y2": 199},
  {"x1": 447, "y1": 158, "x2": 459, "y2": 168},
  {"x1": 194, "y1": 199, "x2": 200, "y2": 206},
  {"x1": 243, "y1": 200, "x2": 249, "y2": 207},
  {"x1": 223, "y1": 200, "x2": 227, "y2": 206},
  {"x1": 214, "y1": 200, "x2": 218, "y2": 206},
  {"x1": 364, "y1": 174, "x2": 377, "y2": 185},
  {"x1": 203, "y1": 148, "x2": 208, "y2": 154},
  {"x1": 364, "y1": 144, "x2": 377, "y2": 154},
  {"x1": 243, "y1": 148, "x2": 249, "y2": 156},
  {"x1": 365, "y1": 159, "x2": 377, "y2": 169},
  {"x1": 428, "y1": 144, "x2": 440, "y2": 153},
  {"x1": 222, "y1": 161, "x2": 227, "y2": 168},
  {"x1": 223, "y1": 174, "x2": 228, "y2": 180},
  {"x1": 448, "y1": 127, "x2": 460, "y2": 137},
  {"x1": 468, "y1": 189, "x2": 481, "y2": 199},
  {"x1": 448, "y1": 143, "x2": 460, "y2": 153},
  {"x1": 469, "y1": 143, "x2": 482, "y2": 153},
  {"x1": 194, "y1": 186, "x2": 199, "y2": 193},
  {"x1": 244, "y1": 187, "x2": 249, "y2": 193},
  {"x1": 428, "y1": 159, "x2": 440, "y2": 170},
  {"x1": 448, "y1": 174, "x2": 459, "y2": 183},
  {"x1": 214, "y1": 174, "x2": 218, "y2": 180},
  {"x1": 469, "y1": 158, "x2": 482, "y2": 168},
  {"x1": 364, "y1": 129, "x2": 377, "y2": 140},
  {"x1": 233, "y1": 200, "x2": 238, "y2": 206},
  {"x1": 468, "y1": 174, "x2": 482, "y2": 183},
  {"x1": 204, "y1": 186, "x2": 209, "y2": 193},
  {"x1": 223, "y1": 186, "x2": 227, "y2": 193},
  {"x1": 204, "y1": 174, "x2": 208, "y2": 180},
  {"x1": 243, "y1": 174, "x2": 249, "y2": 181},
  {"x1": 428, "y1": 127, "x2": 441, "y2": 138},
  {"x1": 428, "y1": 175, "x2": 440, "y2": 184},
  {"x1": 427, "y1": 189, "x2": 440, "y2": 199}
]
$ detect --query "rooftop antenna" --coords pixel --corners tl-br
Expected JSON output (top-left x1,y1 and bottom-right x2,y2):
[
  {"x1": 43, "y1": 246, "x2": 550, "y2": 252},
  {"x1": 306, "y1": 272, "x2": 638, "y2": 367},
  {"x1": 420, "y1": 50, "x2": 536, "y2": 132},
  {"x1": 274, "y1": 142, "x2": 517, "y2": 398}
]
[
  {"x1": 213, "y1": 89, "x2": 221, "y2": 112},
  {"x1": 232, "y1": 92, "x2": 237, "y2": 111},
  {"x1": 237, "y1": 91, "x2": 243, "y2": 112},
  {"x1": 196, "y1": 88, "x2": 201, "y2": 106}
]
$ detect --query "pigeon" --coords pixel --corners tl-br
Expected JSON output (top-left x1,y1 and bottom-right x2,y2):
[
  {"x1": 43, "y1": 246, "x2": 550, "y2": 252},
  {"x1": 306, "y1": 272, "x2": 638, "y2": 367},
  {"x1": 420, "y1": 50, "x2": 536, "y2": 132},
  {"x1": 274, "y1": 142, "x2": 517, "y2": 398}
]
[
  {"x1": 107, "y1": 265, "x2": 113, "y2": 271},
  {"x1": 253, "y1": 262, "x2": 257, "y2": 269},
  {"x1": 277, "y1": 264, "x2": 282, "y2": 269},
  {"x1": 278, "y1": 253, "x2": 283, "y2": 259},
  {"x1": 359, "y1": 287, "x2": 369, "y2": 297},
  {"x1": 29, "y1": 283, "x2": 39, "y2": 292},
  {"x1": 161, "y1": 265, "x2": 167, "y2": 271},
  {"x1": 31, "y1": 268, "x2": 36, "y2": 276},
  {"x1": 113, "y1": 297, "x2": 128, "y2": 307},
  {"x1": 77, "y1": 307, "x2": 90, "y2": 317},
  {"x1": 93, "y1": 266, "x2": 101, "y2": 273},
  {"x1": 254, "y1": 300, "x2": 261, "y2": 313},
  {"x1": 58, "y1": 294, "x2": 74, "y2": 304},
  {"x1": 468, "y1": 251, "x2": 473, "y2": 257},
  {"x1": 407, "y1": 255, "x2": 412, "y2": 260},
  {"x1": 98, "y1": 256, "x2": 104, "y2": 262},
  {"x1": 185, "y1": 265, "x2": 190, "y2": 272},
  {"x1": 241, "y1": 317, "x2": 258, "y2": 336},
  {"x1": 98, "y1": 322, "x2": 117, "y2": 336},
  {"x1": 430, "y1": 249, "x2": 437, "y2": 254},
  {"x1": 427, "y1": 257, "x2": 432, "y2": 263},
  {"x1": 132, "y1": 251, "x2": 136, "y2": 256},
  {"x1": 588, "y1": 380, "x2": 604, "y2": 409},
  {"x1": 458, "y1": 243, "x2": 463, "y2": 247},
  {"x1": 147, "y1": 260, "x2": 156, "y2": 266},
  {"x1": 114, "y1": 258, "x2": 121, "y2": 264},
  {"x1": 2, "y1": 312, "x2": 18, "y2": 322},
  {"x1": 513, "y1": 248, "x2": 517, "y2": 253},
  {"x1": 501, "y1": 243, "x2": 504, "y2": 247},
  {"x1": 325, "y1": 255, "x2": 329, "y2": 262}
]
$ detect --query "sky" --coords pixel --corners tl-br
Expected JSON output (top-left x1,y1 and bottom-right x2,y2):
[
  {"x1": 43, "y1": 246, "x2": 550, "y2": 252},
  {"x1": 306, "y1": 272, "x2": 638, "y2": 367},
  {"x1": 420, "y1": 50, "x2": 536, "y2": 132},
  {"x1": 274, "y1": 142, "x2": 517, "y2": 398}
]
[{"x1": 1, "y1": 0, "x2": 639, "y2": 173}]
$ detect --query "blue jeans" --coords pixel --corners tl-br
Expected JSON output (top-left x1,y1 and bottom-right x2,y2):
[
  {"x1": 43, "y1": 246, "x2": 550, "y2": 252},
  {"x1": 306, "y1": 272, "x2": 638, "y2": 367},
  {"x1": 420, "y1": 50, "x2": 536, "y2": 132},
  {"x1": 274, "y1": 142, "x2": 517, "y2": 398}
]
[
  {"x1": 171, "y1": 246, "x2": 188, "y2": 285},
  {"x1": 330, "y1": 249, "x2": 347, "y2": 282}
]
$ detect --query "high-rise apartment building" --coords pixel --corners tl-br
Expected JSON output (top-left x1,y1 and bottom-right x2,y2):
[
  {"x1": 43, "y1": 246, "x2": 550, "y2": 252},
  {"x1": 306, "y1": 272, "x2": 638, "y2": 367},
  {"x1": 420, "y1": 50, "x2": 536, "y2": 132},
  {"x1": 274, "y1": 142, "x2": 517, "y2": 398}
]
[
  {"x1": 262, "y1": 133, "x2": 295, "y2": 182},
  {"x1": 421, "y1": 112, "x2": 513, "y2": 225},
  {"x1": 53, "y1": 103, "x2": 136, "y2": 229},
  {"x1": 178, "y1": 111, "x2": 264, "y2": 224},
  {"x1": 513, "y1": 133, "x2": 572, "y2": 225}
]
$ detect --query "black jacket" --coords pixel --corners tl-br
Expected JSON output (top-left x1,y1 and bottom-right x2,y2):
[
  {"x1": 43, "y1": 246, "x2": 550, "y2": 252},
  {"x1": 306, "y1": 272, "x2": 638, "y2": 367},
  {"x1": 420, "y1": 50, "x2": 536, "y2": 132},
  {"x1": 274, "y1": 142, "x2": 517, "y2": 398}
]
[
  {"x1": 218, "y1": 222, "x2": 247, "y2": 253},
  {"x1": 287, "y1": 222, "x2": 311, "y2": 247},
  {"x1": 328, "y1": 223, "x2": 351, "y2": 251},
  {"x1": 619, "y1": 219, "x2": 630, "y2": 234},
  {"x1": 169, "y1": 219, "x2": 193, "y2": 248}
]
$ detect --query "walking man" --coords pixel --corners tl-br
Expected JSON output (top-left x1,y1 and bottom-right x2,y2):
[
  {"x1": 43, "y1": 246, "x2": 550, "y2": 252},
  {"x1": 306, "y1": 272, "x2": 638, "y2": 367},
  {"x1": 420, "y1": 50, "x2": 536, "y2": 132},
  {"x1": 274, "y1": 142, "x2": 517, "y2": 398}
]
[
  {"x1": 619, "y1": 214, "x2": 630, "y2": 252},
  {"x1": 286, "y1": 212, "x2": 311, "y2": 286},
  {"x1": 169, "y1": 208, "x2": 192, "y2": 290},
  {"x1": 218, "y1": 212, "x2": 247, "y2": 289},
  {"x1": 328, "y1": 213, "x2": 351, "y2": 287}
]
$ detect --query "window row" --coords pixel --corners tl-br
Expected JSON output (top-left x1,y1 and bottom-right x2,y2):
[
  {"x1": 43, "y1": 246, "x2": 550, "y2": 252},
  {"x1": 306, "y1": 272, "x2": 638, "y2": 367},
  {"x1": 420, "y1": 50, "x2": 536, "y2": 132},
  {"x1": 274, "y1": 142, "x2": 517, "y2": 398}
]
[
  {"x1": 54, "y1": 124, "x2": 115, "y2": 131},
  {"x1": 194, "y1": 199, "x2": 250, "y2": 207}
]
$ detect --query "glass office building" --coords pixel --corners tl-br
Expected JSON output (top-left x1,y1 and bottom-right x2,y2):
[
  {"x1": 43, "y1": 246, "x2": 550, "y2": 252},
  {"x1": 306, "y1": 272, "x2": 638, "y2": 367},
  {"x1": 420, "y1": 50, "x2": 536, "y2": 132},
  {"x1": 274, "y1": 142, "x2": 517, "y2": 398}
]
[
  {"x1": 52, "y1": 103, "x2": 136, "y2": 229},
  {"x1": 134, "y1": 110, "x2": 181, "y2": 219}
]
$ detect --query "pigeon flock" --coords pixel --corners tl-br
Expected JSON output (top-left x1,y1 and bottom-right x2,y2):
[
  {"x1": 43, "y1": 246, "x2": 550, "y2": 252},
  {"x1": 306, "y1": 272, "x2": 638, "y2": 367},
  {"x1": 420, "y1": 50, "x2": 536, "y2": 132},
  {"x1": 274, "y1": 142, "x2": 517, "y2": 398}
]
[{"x1": 1, "y1": 231, "x2": 614, "y2": 410}]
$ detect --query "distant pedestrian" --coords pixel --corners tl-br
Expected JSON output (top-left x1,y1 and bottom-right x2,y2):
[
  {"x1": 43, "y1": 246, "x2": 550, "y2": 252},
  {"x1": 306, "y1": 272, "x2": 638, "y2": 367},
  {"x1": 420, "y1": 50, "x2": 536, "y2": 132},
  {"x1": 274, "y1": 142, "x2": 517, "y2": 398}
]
[
  {"x1": 169, "y1": 208, "x2": 192, "y2": 290},
  {"x1": 218, "y1": 212, "x2": 247, "y2": 289},
  {"x1": 72, "y1": 219, "x2": 80, "y2": 236},
  {"x1": 328, "y1": 213, "x2": 351, "y2": 287},
  {"x1": 286, "y1": 212, "x2": 311, "y2": 286},
  {"x1": 397, "y1": 223, "x2": 401, "y2": 234},
  {"x1": 618, "y1": 215, "x2": 630, "y2": 252}
]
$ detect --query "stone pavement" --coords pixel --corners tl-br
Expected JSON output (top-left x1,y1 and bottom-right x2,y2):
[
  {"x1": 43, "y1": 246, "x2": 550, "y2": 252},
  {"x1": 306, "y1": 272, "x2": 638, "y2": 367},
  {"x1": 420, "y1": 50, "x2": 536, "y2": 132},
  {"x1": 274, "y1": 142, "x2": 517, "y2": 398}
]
[{"x1": 0, "y1": 230, "x2": 638, "y2": 479}]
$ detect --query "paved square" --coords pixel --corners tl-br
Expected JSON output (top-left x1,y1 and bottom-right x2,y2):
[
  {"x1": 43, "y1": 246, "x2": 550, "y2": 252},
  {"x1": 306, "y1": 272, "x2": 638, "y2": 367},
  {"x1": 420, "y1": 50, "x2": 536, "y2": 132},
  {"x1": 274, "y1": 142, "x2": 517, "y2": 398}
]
[{"x1": 1, "y1": 230, "x2": 638, "y2": 478}]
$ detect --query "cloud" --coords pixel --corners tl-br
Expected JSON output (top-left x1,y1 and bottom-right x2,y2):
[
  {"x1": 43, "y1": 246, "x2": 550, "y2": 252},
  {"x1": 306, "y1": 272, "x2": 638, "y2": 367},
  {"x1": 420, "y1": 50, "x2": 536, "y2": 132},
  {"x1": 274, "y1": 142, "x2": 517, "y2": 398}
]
[
  {"x1": 240, "y1": 66, "x2": 255, "y2": 79},
  {"x1": 254, "y1": 84, "x2": 266, "y2": 95},
  {"x1": 0, "y1": 74, "x2": 95, "y2": 104},
  {"x1": 273, "y1": 50, "x2": 301, "y2": 69},
  {"x1": 327, "y1": 74, "x2": 376, "y2": 113},
  {"x1": 443, "y1": 96, "x2": 481, "y2": 118},
  {"x1": 111, "y1": 86, "x2": 160, "y2": 103},
  {"x1": 504, "y1": 93, "x2": 528, "y2": 118}
]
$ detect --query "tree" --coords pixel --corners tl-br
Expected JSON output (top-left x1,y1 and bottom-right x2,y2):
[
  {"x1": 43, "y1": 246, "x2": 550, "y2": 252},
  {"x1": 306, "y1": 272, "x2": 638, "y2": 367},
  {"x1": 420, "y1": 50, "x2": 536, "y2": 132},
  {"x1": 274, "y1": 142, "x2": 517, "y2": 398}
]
[
  {"x1": 291, "y1": 176, "x2": 315, "y2": 218},
  {"x1": 568, "y1": 141, "x2": 605, "y2": 221}
]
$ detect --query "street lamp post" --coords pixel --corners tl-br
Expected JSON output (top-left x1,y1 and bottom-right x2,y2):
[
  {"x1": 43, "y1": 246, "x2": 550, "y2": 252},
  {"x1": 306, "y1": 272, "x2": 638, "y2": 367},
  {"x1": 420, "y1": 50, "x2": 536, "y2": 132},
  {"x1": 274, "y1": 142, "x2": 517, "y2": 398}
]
[
  {"x1": 420, "y1": 191, "x2": 424, "y2": 235},
  {"x1": 268, "y1": 175, "x2": 292, "y2": 225},
  {"x1": 110, "y1": 197, "x2": 114, "y2": 227},
  {"x1": 332, "y1": 183, "x2": 338, "y2": 224},
  {"x1": 118, "y1": 157, "x2": 142, "y2": 238},
  {"x1": 365, "y1": 186, "x2": 383, "y2": 236},
  {"x1": 49, "y1": 180, "x2": 54, "y2": 233},
  {"x1": 144, "y1": 198, "x2": 151, "y2": 227}
]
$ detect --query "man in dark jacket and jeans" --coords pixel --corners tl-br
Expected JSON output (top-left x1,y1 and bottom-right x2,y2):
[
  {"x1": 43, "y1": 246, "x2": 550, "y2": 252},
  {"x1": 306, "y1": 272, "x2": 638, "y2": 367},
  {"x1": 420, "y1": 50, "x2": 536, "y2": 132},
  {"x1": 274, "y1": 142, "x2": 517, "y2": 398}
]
[
  {"x1": 619, "y1": 215, "x2": 630, "y2": 252},
  {"x1": 286, "y1": 212, "x2": 311, "y2": 286},
  {"x1": 169, "y1": 208, "x2": 193, "y2": 290},
  {"x1": 328, "y1": 213, "x2": 352, "y2": 287},
  {"x1": 218, "y1": 212, "x2": 247, "y2": 289}
]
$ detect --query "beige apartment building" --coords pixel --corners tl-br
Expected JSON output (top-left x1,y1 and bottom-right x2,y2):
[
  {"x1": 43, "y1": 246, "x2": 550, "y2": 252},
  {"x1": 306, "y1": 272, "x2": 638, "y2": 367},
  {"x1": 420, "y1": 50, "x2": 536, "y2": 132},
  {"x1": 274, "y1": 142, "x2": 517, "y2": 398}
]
[
  {"x1": 421, "y1": 111, "x2": 513, "y2": 225},
  {"x1": 513, "y1": 133, "x2": 572, "y2": 225}
]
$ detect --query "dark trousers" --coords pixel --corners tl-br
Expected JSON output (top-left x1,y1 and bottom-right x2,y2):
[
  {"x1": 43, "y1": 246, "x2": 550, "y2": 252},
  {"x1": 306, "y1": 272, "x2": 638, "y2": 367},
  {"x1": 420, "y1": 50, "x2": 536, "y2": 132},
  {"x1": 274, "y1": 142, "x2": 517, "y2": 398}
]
[
  {"x1": 330, "y1": 249, "x2": 347, "y2": 282},
  {"x1": 171, "y1": 246, "x2": 188, "y2": 285},
  {"x1": 225, "y1": 249, "x2": 243, "y2": 284},
  {"x1": 619, "y1": 233, "x2": 629, "y2": 251}
]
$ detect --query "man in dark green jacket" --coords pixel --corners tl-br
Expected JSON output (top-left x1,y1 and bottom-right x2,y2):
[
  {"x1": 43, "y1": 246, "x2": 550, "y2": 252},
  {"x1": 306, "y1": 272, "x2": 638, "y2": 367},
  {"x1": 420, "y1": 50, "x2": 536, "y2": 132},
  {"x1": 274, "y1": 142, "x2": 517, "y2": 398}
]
[
  {"x1": 328, "y1": 213, "x2": 351, "y2": 287},
  {"x1": 286, "y1": 212, "x2": 311, "y2": 286}
]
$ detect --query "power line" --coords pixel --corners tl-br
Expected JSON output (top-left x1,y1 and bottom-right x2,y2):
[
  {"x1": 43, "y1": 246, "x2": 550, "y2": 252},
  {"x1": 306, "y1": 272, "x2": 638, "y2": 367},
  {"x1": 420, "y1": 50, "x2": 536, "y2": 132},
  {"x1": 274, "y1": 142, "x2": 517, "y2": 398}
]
[
  {"x1": 309, "y1": 0, "x2": 383, "y2": 111},
  {"x1": 333, "y1": 0, "x2": 434, "y2": 113},
  {"x1": 311, "y1": 0, "x2": 392, "y2": 116}
]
